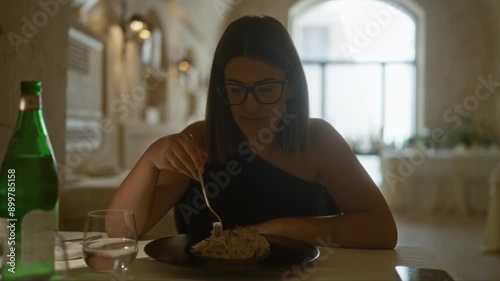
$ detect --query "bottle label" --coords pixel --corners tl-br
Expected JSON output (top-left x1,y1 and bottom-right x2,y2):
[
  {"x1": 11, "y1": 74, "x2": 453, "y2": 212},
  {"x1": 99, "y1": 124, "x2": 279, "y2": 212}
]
[
  {"x1": 21, "y1": 210, "x2": 54, "y2": 265},
  {"x1": 19, "y1": 94, "x2": 41, "y2": 111}
]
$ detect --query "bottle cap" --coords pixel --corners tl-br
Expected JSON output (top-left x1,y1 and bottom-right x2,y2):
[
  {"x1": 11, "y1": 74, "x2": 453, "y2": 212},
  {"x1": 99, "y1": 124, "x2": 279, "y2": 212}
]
[{"x1": 21, "y1": 81, "x2": 42, "y2": 93}]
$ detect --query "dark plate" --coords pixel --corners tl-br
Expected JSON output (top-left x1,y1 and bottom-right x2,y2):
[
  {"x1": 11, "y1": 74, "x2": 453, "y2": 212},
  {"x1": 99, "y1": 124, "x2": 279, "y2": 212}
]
[{"x1": 144, "y1": 234, "x2": 320, "y2": 270}]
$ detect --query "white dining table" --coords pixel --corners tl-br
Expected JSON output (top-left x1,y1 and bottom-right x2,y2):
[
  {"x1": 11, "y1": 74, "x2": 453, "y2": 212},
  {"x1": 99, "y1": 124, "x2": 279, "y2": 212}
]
[
  {"x1": 55, "y1": 232, "x2": 454, "y2": 281},
  {"x1": 380, "y1": 147, "x2": 500, "y2": 214}
]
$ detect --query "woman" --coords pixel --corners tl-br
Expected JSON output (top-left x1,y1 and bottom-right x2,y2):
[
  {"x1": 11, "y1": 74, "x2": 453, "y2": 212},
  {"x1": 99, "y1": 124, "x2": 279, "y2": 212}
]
[{"x1": 109, "y1": 15, "x2": 397, "y2": 249}]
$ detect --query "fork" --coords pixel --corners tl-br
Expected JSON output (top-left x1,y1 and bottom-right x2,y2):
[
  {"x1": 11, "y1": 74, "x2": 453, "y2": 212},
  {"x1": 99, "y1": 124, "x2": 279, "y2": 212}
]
[{"x1": 189, "y1": 134, "x2": 223, "y2": 237}]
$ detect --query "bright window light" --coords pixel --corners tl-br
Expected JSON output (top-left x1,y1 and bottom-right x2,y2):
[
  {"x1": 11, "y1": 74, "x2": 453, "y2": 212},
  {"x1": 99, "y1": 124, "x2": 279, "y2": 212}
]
[{"x1": 293, "y1": 0, "x2": 417, "y2": 150}]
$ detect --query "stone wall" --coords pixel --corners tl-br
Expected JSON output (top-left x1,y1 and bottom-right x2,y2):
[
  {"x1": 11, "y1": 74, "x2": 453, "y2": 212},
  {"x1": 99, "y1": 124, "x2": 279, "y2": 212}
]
[
  {"x1": 0, "y1": 0, "x2": 69, "y2": 172},
  {"x1": 2, "y1": 0, "x2": 498, "y2": 173}
]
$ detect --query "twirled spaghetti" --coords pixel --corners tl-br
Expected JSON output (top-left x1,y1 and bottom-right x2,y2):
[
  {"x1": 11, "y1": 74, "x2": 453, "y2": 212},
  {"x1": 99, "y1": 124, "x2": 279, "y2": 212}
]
[{"x1": 190, "y1": 227, "x2": 270, "y2": 259}]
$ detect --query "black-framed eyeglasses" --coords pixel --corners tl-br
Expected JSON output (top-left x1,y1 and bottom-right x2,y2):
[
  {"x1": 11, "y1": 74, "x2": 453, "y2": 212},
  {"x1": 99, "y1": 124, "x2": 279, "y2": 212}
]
[{"x1": 216, "y1": 80, "x2": 288, "y2": 105}]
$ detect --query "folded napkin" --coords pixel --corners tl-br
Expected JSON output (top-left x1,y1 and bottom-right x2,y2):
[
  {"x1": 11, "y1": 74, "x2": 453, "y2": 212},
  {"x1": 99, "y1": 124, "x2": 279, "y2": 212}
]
[{"x1": 55, "y1": 242, "x2": 82, "y2": 260}]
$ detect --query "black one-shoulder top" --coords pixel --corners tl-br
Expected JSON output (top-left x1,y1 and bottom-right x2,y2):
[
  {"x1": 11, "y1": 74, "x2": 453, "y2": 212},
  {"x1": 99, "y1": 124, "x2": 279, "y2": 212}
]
[{"x1": 174, "y1": 154, "x2": 340, "y2": 236}]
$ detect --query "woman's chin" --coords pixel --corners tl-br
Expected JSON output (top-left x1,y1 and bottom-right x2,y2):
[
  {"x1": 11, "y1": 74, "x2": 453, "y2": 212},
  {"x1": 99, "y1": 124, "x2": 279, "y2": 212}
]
[
  {"x1": 240, "y1": 126, "x2": 266, "y2": 138},
  {"x1": 236, "y1": 118, "x2": 278, "y2": 140},
  {"x1": 241, "y1": 130, "x2": 257, "y2": 139}
]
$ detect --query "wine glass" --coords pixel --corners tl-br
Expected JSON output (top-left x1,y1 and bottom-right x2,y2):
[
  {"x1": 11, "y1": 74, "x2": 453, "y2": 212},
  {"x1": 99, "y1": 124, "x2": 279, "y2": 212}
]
[{"x1": 82, "y1": 209, "x2": 138, "y2": 273}]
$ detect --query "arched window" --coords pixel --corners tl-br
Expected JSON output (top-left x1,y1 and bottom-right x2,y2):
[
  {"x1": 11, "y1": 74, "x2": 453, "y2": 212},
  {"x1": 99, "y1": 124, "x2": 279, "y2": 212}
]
[{"x1": 291, "y1": 0, "x2": 422, "y2": 153}]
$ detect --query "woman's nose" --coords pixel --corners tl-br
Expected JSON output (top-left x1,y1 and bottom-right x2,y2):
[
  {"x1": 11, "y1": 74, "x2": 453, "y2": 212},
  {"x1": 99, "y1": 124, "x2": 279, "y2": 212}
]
[{"x1": 243, "y1": 91, "x2": 259, "y2": 108}]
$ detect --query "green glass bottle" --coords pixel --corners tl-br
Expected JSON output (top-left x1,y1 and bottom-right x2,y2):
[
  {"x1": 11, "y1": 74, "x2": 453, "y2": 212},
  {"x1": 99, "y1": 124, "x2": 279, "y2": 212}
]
[{"x1": 0, "y1": 81, "x2": 59, "y2": 281}]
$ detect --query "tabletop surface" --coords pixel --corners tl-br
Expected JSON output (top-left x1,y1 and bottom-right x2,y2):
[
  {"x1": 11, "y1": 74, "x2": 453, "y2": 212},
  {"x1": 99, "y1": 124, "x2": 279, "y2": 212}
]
[{"x1": 55, "y1": 232, "x2": 452, "y2": 281}]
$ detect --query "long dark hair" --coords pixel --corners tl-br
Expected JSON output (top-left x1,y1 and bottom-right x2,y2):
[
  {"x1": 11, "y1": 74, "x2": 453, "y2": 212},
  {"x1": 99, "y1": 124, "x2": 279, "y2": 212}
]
[{"x1": 204, "y1": 15, "x2": 310, "y2": 163}]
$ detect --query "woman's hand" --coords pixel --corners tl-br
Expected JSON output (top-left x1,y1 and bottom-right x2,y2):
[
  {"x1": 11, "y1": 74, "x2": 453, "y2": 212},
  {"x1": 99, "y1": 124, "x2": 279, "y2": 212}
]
[{"x1": 145, "y1": 133, "x2": 208, "y2": 181}]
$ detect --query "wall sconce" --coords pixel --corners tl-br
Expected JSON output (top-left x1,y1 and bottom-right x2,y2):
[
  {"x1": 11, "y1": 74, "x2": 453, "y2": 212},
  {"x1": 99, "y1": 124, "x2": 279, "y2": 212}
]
[
  {"x1": 177, "y1": 58, "x2": 192, "y2": 73},
  {"x1": 128, "y1": 14, "x2": 151, "y2": 40},
  {"x1": 120, "y1": 0, "x2": 151, "y2": 41},
  {"x1": 177, "y1": 54, "x2": 194, "y2": 88},
  {"x1": 129, "y1": 15, "x2": 145, "y2": 32},
  {"x1": 178, "y1": 49, "x2": 193, "y2": 74}
]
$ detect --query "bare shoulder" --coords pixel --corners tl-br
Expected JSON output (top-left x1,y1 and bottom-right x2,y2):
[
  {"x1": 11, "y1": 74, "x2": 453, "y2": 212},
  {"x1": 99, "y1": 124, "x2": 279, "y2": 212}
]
[
  {"x1": 309, "y1": 118, "x2": 353, "y2": 160},
  {"x1": 309, "y1": 118, "x2": 344, "y2": 147}
]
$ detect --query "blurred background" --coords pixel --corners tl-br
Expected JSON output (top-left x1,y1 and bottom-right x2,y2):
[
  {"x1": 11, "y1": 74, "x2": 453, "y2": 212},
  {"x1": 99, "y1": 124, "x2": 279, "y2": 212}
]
[{"x1": 1, "y1": 0, "x2": 499, "y2": 279}]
